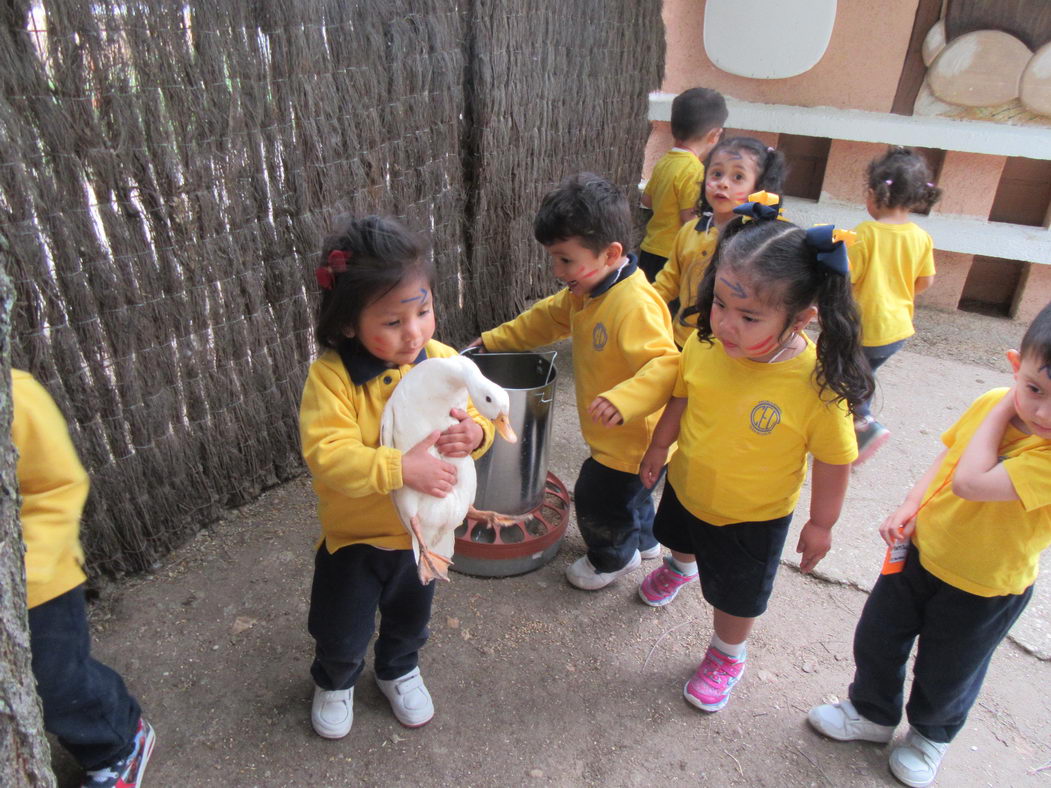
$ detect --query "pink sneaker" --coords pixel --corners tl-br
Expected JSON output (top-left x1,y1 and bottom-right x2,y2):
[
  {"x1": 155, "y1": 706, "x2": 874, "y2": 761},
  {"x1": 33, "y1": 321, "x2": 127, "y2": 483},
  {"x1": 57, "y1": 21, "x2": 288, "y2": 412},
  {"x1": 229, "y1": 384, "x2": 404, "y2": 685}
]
[
  {"x1": 684, "y1": 646, "x2": 746, "y2": 712},
  {"x1": 638, "y1": 558, "x2": 698, "y2": 607}
]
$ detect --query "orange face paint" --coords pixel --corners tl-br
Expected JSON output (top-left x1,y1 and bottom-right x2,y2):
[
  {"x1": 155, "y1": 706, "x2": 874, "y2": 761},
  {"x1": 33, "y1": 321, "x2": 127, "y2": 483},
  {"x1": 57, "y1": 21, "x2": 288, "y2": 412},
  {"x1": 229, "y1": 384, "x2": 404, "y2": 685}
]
[{"x1": 745, "y1": 336, "x2": 776, "y2": 353}]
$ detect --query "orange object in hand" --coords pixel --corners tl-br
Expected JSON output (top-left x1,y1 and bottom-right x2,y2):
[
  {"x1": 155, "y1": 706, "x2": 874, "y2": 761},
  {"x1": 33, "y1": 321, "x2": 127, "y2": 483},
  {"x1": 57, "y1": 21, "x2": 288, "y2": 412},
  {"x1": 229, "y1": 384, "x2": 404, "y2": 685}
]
[{"x1": 881, "y1": 532, "x2": 908, "y2": 575}]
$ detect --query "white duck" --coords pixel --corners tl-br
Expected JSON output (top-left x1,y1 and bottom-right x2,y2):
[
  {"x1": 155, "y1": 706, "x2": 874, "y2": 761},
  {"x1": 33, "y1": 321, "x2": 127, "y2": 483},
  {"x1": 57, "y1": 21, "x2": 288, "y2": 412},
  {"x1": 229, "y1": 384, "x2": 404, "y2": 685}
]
[{"x1": 381, "y1": 356, "x2": 517, "y2": 583}]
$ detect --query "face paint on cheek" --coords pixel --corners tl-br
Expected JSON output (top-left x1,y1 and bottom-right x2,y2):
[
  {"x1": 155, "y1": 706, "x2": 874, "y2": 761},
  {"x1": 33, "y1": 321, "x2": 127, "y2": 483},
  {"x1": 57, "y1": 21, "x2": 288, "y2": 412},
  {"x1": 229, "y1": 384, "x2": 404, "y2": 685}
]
[
  {"x1": 580, "y1": 269, "x2": 597, "y2": 279},
  {"x1": 745, "y1": 335, "x2": 776, "y2": 353}
]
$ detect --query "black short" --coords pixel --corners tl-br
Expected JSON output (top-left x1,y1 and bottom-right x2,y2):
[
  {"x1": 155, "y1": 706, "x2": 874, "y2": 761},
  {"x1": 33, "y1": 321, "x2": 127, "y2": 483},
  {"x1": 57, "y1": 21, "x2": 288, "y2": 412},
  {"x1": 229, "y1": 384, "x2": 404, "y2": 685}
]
[
  {"x1": 637, "y1": 250, "x2": 668, "y2": 282},
  {"x1": 653, "y1": 482, "x2": 792, "y2": 618}
]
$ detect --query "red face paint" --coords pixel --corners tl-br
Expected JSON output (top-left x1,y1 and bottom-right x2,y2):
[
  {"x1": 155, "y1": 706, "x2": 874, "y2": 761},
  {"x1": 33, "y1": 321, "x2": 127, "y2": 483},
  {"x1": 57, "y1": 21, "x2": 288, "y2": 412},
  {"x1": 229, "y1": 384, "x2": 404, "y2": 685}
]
[
  {"x1": 745, "y1": 336, "x2": 776, "y2": 353},
  {"x1": 580, "y1": 269, "x2": 597, "y2": 278}
]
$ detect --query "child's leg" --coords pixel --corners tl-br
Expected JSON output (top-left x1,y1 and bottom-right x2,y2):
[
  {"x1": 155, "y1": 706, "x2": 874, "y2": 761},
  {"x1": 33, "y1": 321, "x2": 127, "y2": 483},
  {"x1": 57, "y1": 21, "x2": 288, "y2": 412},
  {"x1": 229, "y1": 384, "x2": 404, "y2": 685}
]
[
  {"x1": 374, "y1": 550, "x2": 437, "y2": 682},
  {"x1": 308, "y1": 543, "x2": 385, "y2": 690},
  {"x1": 856, "y1": 340, "x2": 907, "y2": 422},
  {"x1": 639, "y1": 482, "x2": 699, "y2": 606},
  {"x1": 637, "y1": 250, "x2": 668, "y2": 282},
  {"x1": 28, "y1": 585, "x2": 141, "y2": 771},
  {"x1": 906, "y1": 574, "x2": 1032, "y2": 742},
  {"x1": 572, "y1": 458, "x2": 646, "y2": 572},
  {"x1": 847, "y1": 560, "x2": 925, "y2": 727}
]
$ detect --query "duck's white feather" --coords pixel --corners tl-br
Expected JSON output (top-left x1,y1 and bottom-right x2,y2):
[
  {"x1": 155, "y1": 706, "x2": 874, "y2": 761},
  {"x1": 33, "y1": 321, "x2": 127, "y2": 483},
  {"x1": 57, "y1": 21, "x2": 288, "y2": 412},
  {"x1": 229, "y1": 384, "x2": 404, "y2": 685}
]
[{"x1": 381, "y1": 356, "x2": 509, "y2": 581}]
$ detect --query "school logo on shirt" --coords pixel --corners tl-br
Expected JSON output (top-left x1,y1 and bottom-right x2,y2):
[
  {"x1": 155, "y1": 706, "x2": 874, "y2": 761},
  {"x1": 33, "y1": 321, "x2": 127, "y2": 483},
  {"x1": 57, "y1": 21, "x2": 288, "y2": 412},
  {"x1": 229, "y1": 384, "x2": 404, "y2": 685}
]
[
  {"x1": 592, "y1": 323, "x2": 608, "y2": 351},
  {"x1": 750, "y1": 401, "x2": 781, "y2": 434}
]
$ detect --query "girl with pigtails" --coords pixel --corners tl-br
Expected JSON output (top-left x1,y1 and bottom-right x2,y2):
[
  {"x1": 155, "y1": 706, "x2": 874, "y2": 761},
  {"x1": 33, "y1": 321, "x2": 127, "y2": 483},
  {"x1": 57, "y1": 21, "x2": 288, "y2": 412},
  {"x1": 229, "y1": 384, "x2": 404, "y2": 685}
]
[
  {"x1": 850, "y1": 146, "x2": 943, "y2": 462},
  {"x1": 636, "y1": 200, "x2": 874, "y2": 713}
]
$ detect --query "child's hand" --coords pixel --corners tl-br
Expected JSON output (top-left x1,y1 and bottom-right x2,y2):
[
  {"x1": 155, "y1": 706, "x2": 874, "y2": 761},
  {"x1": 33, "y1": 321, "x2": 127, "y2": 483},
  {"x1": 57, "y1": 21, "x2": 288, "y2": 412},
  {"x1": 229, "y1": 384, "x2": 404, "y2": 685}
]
[
  {"x1": 436, "y1": 408, "x2": 483, "y2": 458},
  {"x1": 401, "y1": 430, "x2": 458, "y2": 497},
  {"x1": 795, "y1": 520, "x2": 832, "y2": 573},
  {"x1": 464, "y1": 338, "x2": 486, "y2": 352},
  {"x1": 639, "y1": 444, "x2": 668, "y2": 489},
  {"x1": 588, "y1": 396, "x2": 624, "y2": 426},
  {"x1": 878, "y1": 504, "x2": 918, "y2": 546}
]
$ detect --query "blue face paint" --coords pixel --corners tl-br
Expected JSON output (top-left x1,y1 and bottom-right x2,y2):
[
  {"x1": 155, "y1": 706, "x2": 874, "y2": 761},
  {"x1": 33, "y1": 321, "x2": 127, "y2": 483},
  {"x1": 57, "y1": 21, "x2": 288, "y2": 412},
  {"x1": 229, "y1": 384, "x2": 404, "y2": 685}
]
[
  {"x1": 1042, "y1": 364, "x2": 1051, "y2": 380},
  {"x1": 401, "y1": 287, "x2": 428, "y2": 303},
  {"x1": 719, "y1": 276, "x2": 747, "y2": 299}
]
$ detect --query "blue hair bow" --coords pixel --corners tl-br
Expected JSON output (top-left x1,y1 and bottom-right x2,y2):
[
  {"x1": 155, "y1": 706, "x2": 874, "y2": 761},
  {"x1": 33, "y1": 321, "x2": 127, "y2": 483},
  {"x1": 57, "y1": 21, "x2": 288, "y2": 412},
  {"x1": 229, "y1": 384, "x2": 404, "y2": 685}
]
[
  {"x1": 732, "y1": 199, "x2": 780, "y2": 223},
  {"x1": 804, "y1": 224, "x2": 850, "y2": 276}
]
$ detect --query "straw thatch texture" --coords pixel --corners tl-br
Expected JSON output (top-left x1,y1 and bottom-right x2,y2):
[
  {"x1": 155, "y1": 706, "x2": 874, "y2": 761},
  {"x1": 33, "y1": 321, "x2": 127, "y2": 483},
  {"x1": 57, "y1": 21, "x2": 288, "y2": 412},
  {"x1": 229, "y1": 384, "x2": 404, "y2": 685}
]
[
  {"x1": 463, "y1": 0, "x2": 665, "y2": 329},
  {"x1": 0, "y1": 0, "x2": 663, "y2": 574}
]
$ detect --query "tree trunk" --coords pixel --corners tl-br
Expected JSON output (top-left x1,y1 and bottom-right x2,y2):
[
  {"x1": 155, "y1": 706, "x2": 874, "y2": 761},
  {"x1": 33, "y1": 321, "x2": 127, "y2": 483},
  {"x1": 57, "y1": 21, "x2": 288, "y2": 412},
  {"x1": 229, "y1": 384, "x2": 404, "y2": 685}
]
[{"x1": 0, "y1": 265, "x2": 55, "y2": 785}]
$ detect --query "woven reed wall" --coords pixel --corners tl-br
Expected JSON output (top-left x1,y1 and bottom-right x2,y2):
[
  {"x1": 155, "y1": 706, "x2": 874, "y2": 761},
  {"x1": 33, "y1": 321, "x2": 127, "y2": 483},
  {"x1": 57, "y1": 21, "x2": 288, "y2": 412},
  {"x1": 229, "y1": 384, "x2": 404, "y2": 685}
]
[{"x1": 0, "y1": 0, "x2": 663, "y2": 574}]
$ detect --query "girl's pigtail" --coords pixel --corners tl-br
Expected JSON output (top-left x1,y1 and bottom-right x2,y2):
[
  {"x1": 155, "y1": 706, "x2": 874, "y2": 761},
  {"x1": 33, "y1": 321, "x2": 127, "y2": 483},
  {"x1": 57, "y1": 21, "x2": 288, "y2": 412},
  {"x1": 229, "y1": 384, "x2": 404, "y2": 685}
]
[
  {"x1": 805, "y1": 229, "x2": 874, "y2": 414},
  {"x1": 758, "y1": 146, "x2": 788, "y2": 193},
  {"x1": 916, "y1": 181, "x2": 943, "y2": 213}
]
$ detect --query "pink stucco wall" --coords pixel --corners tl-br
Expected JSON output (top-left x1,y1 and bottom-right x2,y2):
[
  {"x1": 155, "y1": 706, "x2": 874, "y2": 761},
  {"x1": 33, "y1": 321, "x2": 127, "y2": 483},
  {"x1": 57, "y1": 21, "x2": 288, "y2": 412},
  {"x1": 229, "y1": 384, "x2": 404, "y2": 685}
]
[{"x1": 660, "y1": 0, "x2": 919, "y2": 111}]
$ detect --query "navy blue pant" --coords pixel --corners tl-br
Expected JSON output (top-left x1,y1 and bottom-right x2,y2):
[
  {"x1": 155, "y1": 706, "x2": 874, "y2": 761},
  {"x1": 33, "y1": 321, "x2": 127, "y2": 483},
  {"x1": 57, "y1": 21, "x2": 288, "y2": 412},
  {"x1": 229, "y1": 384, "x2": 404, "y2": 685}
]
[
  {"x1": 573, "y1": 457, "x2": 657, "y2": 573},
  {"x1": 308, "y1": 544, "x2": 435, "y2": 690},
  {"x1": 637, "y1": 250, "x2": 668, "y2": 283},
  {"x1": 850, "y1": 545, "x2": 1032, "y2": 743},
  {"x1": 28, "y1": 585, "x2": 140, "y2": 770},
  {"x1": 857, "y1": 339, "x2": 907, "y2": 420}
]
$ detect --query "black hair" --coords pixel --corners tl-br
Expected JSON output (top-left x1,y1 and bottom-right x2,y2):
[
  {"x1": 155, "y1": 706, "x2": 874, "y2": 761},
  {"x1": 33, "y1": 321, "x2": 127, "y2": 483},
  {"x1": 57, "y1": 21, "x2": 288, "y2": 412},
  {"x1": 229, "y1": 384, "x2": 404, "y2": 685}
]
[
  {"x1": 313, "y1": 215, "x2": 433, "y2": 352},
  {"x1": 533, "y1": 172, "x2": 632, "y2": 254},
  {"x1": 866, "y1": 146, "x2": 942, "y2": 212},
  {"x1": 670, "y1": 87, "x2": 728, "y2": 142},
  {"x1": 697, "y1": 137, "x2": 787, "y2": 217},
  {"x1": 1020, "y1": 301, "x2": 1051, "y2": 370},
  {"x1": 690, "y1": 218, "x2": 874, "y2": 413}
]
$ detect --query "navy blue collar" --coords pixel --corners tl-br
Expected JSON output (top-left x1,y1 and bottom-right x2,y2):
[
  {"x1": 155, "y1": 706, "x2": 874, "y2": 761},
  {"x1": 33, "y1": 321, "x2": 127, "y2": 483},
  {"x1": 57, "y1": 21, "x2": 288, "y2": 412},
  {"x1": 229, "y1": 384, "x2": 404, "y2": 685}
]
[
  {"x1": 695, "y1": 213, "x2": 715, "y2": 233},
  {"x1": 339, "y1": 342, "x2": 428, "y2": 385},
  {"x1": 589, "y1": 254, "x2": 638, "y2": 298}
]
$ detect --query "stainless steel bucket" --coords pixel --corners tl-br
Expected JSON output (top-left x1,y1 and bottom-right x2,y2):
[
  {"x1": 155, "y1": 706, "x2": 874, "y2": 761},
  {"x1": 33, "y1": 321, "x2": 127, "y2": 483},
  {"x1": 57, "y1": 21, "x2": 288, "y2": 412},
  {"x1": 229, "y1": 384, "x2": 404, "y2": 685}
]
[{"x1": 462, "y1": 348, "x2": 557, "y2": 515}]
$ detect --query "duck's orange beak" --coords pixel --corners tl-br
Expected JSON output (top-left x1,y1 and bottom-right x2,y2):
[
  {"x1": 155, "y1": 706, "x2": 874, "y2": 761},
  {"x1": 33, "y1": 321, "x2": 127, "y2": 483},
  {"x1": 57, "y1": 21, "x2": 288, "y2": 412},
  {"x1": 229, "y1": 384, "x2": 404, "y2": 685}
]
[{"x1": 493, "y1": 413, "x2": 517, "y2": 443}]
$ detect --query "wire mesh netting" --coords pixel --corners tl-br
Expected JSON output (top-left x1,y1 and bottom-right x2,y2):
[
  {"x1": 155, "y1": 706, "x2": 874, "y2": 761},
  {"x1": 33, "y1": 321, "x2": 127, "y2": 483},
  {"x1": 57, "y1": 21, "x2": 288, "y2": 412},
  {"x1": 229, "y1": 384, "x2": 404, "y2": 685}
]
[{"x1": 0, "y1": 0, "x2": 663, "y2": 574}]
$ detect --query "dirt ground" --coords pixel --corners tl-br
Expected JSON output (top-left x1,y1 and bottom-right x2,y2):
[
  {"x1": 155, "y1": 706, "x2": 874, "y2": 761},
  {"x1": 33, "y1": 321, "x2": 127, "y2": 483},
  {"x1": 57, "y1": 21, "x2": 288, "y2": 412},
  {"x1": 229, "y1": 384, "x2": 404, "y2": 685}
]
[{"x1": 52, "y1": 306, "x2": 1051, "y2": 788}]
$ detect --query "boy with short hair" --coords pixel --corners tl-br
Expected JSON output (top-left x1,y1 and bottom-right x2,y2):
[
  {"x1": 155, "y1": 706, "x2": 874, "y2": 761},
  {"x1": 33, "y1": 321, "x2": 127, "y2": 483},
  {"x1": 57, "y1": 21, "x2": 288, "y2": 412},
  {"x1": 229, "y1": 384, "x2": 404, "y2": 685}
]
[
  {"x1": 639, "y1": 87, "x2": 727, "y2": 282},
  {"x1": 13, "y1": 369, "x2": 155, "y2": 788},
  {"x1": 472, "y1": 172, "x2": 679, "y2": 590},
  {"x1": 807, "y1": 301, "x2": 1051, "y2": 788}
]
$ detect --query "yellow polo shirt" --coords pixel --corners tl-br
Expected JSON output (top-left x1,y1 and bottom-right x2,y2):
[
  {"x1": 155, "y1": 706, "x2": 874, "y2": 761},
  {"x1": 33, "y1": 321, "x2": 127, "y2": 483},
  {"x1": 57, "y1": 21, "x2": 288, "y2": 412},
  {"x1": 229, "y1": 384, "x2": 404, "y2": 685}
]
[
  {"x1": 653, "y1": 217, "x2": 719, "y2": 347},
  {"x1": 667, "y1": 334, "x2": 857, "y2": 525},
  {"x1": 642, "y1": 149, "x2": 704, "y2": 258},
  {"x1": 849, "y1": 221, "x2": 935, "y2": 347},
  {"x1": 915, "y1": 388, "x2": 1051, "y2": 597}
]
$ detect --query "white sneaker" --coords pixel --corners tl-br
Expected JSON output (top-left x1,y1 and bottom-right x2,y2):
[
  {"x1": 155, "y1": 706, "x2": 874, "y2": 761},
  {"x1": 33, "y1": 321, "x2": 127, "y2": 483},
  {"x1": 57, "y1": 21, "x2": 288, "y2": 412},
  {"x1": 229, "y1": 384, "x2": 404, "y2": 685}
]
[
  {"x1": 808, "y1": 700, "x2": 895, "y2": 743},
  {"x1": 889, "y1": 728, "x2": 948, "y2": 787},
  {"x1": 640, "y1": 544, "x2": 662, "y2": 560},
  {"x1": 565, "y1": 550, "x2": 642, "y2": 590},
  {"x1": 311, "y1": 685, "x2": 353, "y2": 739},
  {"x1": 376, "y1": 667, "x2": 434, "y2": 727}
]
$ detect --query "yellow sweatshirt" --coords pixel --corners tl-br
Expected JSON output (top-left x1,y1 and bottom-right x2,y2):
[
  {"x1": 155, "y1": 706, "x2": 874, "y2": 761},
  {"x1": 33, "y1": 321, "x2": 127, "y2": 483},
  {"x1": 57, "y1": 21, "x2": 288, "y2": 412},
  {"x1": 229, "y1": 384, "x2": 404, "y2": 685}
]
[
  {"x1": 300, "y1": 339, "x2": 495, "y2": 553},
  {"x1": 12, "y1": 369, "x2": 89, "y2": 608},
  {"x1": 482, "y1": 259, "x2": 679, "y2": 473},
  {"x1": 652, "y1": 216, "x2": 719, "y2": 348}
]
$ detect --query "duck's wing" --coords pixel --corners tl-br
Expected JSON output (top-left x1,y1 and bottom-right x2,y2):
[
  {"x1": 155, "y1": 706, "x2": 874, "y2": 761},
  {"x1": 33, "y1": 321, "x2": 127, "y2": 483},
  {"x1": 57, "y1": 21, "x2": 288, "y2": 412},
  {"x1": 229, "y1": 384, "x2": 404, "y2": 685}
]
[{"x1": 380, "y1": 397, "x2": 396, "y2": 449}]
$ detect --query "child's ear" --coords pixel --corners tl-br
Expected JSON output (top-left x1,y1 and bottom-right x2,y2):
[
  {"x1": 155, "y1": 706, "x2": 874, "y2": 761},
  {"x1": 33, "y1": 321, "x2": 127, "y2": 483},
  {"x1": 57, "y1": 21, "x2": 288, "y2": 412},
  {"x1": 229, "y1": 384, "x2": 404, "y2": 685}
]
[
  {"x1": 791, "y1": 305, "x2": 819, "y2": 332},
  {"x1": 342, "y1": 325, "x2": 356, "y2": 339},
  {"x1": 1007, "y1": 349, "x2": 1021, "y2": 374},
  {"x1": 604, "y1": 241, "x2": 624, "y2": 264}
]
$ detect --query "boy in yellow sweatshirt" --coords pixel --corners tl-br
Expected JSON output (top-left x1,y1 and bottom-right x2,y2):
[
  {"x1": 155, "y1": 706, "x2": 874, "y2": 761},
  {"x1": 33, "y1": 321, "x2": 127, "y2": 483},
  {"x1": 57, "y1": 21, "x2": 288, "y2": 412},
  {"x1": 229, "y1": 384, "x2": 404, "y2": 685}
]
[
  {"x1": 471, "y1": 173, "x2": 679, "y2": 590},
  {"x1": 639, "y1": 87, "x2": 727, "y2": 282},
  {"x1": 12, "y1": 369, "x2": 154, "y2": 788}
]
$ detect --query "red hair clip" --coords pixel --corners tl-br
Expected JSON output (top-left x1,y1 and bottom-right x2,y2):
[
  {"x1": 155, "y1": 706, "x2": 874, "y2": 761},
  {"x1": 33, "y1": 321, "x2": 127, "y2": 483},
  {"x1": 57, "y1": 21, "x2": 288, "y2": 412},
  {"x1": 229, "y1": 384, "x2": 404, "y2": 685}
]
[{"x1": 316, "y1": 249, "x2": 351, "y2": 290}]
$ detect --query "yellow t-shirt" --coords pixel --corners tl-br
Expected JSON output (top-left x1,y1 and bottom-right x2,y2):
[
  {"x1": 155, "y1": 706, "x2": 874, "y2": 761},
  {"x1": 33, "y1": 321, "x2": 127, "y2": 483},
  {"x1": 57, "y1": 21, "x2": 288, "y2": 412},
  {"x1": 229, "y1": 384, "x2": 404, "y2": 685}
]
[
  {"x1": 12, "y1": 369, "x2": 89, "y2": 608},
  {"x1": 482, "y1": 262, "x2": 679, "y2": 474},
  {"x1": 652, "y1": 216, "x2": 719, "y2": 348},
  {"x1": 915, "y1": 388, "x2": 1051, "y2": 597},
  {"x1": 299, "y1": 339, "x2": 495, "y2": 553},
  {"x1": 849, "y1": 220, "x2": 935, "y2": 347},
  {"x1": 667, "y1": 334, "x2": 857, "y2": 525},
  {"x1": 642, "y1": 149, "x2": 704, "y2": 258}
]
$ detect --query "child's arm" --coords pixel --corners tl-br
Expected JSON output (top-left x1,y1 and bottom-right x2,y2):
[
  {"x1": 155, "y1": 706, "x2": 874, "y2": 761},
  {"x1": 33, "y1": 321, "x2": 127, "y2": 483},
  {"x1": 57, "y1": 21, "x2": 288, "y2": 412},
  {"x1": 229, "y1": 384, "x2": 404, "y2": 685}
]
[
  {"x1": 879, "y1": 448, "x2": 948, "y2": 545},
  {"x1": 952, "y1": 389, "x2": 1020, "y2": 501},
  {"x1": 479, "y1": 290, "x2": 573, "y2": 352},
  {"x1": 914, "y1": 275, "x2": 934, "y2": 295},
  {"x1": 593, "y1": 304, "x2": 679, "y2": 426},
  {"x1": 639, "y1": 396, "x2": 686, "y2": 489},
  {"x1": 794, "y1": 460, "x2": 850, "y2": 573},
  {"x1": 641, "y1": 192, "x2": 653, "y2": 209},
  {"x1": 652, "y1": 230, "x2": 686, "y2": 303}
]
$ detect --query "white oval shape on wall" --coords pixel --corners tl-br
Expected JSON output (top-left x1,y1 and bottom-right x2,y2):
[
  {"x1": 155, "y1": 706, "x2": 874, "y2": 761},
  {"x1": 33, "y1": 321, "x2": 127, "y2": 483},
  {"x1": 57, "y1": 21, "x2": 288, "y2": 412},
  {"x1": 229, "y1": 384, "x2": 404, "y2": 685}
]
[{"x1": 704, "y1": 0, "x2": 837, "y2": 79}]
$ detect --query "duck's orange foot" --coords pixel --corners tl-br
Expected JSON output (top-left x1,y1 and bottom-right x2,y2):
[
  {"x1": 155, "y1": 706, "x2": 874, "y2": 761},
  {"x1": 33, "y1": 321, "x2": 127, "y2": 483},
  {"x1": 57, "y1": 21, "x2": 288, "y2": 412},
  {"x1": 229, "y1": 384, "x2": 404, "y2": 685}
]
[
  {"x1": 467, "y1": 506, "x2": 521, "y2": 530},
  {"x1": 417, "y1": 549, "x2": 453, "y2": 584}
]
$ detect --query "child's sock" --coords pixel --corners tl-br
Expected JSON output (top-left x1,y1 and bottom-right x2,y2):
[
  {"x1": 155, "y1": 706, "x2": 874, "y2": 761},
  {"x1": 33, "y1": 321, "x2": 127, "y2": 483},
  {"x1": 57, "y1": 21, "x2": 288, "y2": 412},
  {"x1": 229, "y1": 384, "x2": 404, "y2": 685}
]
[
  {"x1": 672, "y1": 557, "x2": 698, "y2": 575},
  {"x1": 711, "y1": 633, "x2": 747, "y2": 659}
]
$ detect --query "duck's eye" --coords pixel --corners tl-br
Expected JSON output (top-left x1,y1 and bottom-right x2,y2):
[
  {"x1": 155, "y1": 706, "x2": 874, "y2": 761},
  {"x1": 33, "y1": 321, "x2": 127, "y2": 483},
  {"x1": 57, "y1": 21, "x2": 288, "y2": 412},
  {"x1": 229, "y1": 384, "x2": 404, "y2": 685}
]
[{"x1": 485, "y1": 395, "x2": 492, "y2": 402}]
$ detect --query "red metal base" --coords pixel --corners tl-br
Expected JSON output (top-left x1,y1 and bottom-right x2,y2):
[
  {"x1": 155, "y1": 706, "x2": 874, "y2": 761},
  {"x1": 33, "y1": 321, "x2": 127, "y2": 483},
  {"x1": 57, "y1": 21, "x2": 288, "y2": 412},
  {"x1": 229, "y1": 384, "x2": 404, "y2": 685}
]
[{"x1": 454, "y1": 473, "x2": 570, "y2": 560}]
